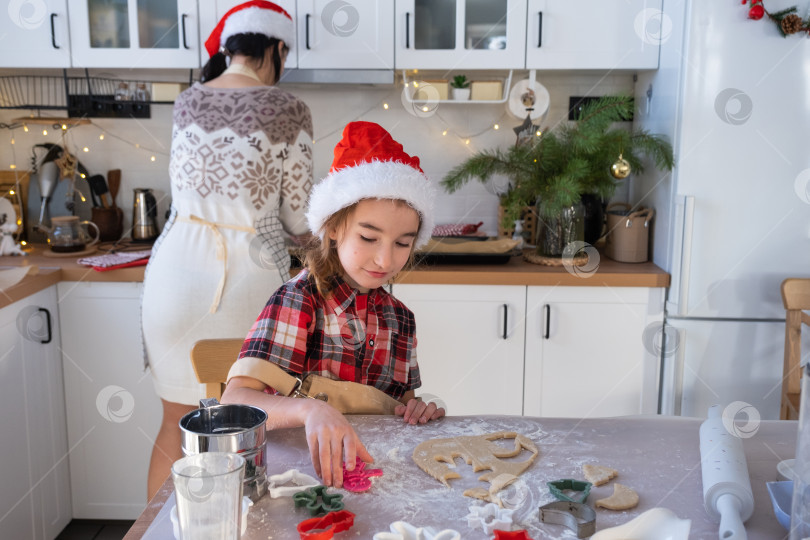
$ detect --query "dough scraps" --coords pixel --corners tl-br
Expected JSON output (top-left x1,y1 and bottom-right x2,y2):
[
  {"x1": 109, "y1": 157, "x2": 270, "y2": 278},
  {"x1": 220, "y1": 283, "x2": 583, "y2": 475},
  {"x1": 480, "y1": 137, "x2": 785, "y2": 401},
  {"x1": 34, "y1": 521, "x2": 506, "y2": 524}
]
[
  {"x1": 412, "y1": 431, "x2": 538, "y2": 503},
  {"x1": 595, "y1": 483, "x2": 639, "y2": 510},
  {"x1": 583, "y1": 464, "x2": 618, "y2": 486}
]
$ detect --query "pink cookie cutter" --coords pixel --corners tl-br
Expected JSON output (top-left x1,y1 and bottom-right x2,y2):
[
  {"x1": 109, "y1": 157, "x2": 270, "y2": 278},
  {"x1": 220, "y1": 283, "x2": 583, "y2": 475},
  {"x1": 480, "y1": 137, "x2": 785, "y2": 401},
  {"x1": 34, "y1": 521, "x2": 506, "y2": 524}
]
[{"x1": 342, "y1": 456, "x2": 383, "y2": 492}]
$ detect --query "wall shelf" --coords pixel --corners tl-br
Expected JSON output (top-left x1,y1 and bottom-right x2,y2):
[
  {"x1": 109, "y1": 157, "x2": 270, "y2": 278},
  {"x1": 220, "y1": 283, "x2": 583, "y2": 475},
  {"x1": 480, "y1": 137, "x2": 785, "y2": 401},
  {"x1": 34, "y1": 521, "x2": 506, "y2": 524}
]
[{"x1": 401, "y1": 70, "x2": 512, "y2": 105}]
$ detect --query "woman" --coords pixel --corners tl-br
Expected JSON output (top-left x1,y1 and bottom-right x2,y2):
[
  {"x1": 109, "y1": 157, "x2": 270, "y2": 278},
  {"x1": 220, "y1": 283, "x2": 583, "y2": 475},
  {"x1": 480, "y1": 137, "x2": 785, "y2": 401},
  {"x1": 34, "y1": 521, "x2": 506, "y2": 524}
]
[{"x1": 140, "y1": 0, "x2": 313, "y2": 499}]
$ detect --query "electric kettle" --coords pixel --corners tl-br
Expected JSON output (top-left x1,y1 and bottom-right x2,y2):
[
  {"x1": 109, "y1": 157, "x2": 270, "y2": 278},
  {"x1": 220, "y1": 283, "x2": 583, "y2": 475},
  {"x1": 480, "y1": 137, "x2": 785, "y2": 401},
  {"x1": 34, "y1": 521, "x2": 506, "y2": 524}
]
[{"x1": 132, "y1": 188, "x2": 160, "y2": 242}]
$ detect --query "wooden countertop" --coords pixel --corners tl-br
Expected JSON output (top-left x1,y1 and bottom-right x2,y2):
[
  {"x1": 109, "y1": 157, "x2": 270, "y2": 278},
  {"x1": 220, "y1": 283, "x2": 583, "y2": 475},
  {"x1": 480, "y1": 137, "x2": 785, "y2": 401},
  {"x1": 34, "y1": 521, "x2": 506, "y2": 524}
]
[{"x1": 0, "y1": 245, "x2": 669, "y2": 309}]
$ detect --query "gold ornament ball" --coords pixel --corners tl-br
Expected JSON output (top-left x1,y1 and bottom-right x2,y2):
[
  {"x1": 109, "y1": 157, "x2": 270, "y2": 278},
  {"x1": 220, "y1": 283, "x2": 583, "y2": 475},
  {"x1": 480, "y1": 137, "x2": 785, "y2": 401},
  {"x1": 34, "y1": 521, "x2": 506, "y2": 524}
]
[{"x1": 611, "y1": 156, "x2": 631, "y2": 179}]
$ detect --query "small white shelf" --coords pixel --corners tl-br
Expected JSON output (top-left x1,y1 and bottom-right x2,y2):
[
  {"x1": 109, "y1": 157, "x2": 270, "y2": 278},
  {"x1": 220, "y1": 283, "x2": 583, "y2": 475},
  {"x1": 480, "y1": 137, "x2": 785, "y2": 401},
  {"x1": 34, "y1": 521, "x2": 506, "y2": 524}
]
[{"x1": 401, "y1": 70, "x2": 513, "y2": 105}]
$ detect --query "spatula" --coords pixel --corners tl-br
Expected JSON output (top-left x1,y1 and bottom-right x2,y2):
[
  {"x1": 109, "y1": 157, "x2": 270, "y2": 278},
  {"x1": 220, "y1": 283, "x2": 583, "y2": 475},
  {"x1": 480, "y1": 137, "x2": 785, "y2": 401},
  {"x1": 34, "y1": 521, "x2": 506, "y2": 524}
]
[
  {"x1": 107, "y1": 169, "x2": 121, "y2": 208},
  {"x1": 87, "y1": 175, "x2": 111, "y2": 208}
]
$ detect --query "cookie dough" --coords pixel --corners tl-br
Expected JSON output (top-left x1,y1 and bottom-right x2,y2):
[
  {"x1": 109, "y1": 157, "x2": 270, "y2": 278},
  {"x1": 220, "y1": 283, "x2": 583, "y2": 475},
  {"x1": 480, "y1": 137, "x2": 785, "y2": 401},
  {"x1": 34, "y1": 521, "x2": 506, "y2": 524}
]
[
  {"x1": 595, "y1": 483, "x2": 639, "y2": 510},
  {"x1": 583, "y1": 464, "x2": 618, "y2": 486},
  {"x1": 412, "y1": 431, "x2": 539, "y2": 502}
]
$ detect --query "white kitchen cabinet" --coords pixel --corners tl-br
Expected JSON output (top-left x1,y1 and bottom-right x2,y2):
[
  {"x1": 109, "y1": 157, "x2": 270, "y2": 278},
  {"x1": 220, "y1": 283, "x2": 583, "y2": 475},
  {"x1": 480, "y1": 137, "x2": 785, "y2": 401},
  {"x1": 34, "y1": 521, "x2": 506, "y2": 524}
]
[
  {"x1": 68, "y1": 0, "x2": 201, "y2": 68},
  {"x1": 0, "y1": 286, "x2": 71, "y2": 539},
  {"x1": 395, "y1": 0, "x2": 527, "y2": 69},
  {"x1": 58, "y1": 281, "x2": 162, "y2": 520},
  {"x1": 0, "y1": 0, "x2": 72, "y2": 68},
  {"x1": 525, "y1": 0, "x2": 662, "y2": 70},
  {"x1": 524, "y1": 286, "x2": 663, "y2": 417},
  {"x1": 297, "y1": 0, "x2": 393, "y2": 69},
  {"x1": 199, "y1": 0, "x2": 298, "y2": 69},
  {"x1": 391, "y1": 284, "x2": 526, "y2": 416}
]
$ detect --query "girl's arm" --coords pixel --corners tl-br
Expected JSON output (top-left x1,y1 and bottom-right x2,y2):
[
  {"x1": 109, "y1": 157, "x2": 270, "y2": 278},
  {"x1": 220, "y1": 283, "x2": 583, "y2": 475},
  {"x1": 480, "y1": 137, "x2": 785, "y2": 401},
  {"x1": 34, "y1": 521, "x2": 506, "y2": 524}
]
[
  {"x1": 394, "y1": 390, "x2": 446, "y2": 425},
  {"x1": 221, "y1": 375, "x2": 373, "y2": 488}
]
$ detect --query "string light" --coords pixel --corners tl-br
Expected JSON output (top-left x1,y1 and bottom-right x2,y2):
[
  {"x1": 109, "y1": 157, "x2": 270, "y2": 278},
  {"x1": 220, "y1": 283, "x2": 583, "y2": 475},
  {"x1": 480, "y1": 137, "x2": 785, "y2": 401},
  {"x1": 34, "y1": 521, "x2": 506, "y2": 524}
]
[
  {"x1": 23, "y1": 125, "x2": 28, "y2": 132},
  {"x1": 535, "y1": 130, "x2": 542, "y2": 137},
  {"x1": 42, "y1": 129, "x2": 47, "y2": 136},
  {"x1": 442, "y1": 130, "x2": 448, "y2": 136},
  {"x1": 9, "y1": 164, "x2": 16, "y2": 169},
  {"x1": 83, "y1": 146, "x2": 89, "y2": 152},
  {"x1": 383, "y1": 103, "x2": 389, "y2": 110},
  {"x1": 150, "y1": 155, "x2": 156, "y2": 162},
  {"x1": 494, "y1": 124, "x2": 499, "y2": 130},
  {"x1": 465, "y1": 139, "x2": 470, "y2": 145},
  {"x1": 99, "y1": 134, "x2": 104, "y2": 140},
  {"x1": 61, "y1": 124, "x2": 67, "y2": 131},
  {"x1": 10, "y1": 138, "x2": 14, "y2": 144}
]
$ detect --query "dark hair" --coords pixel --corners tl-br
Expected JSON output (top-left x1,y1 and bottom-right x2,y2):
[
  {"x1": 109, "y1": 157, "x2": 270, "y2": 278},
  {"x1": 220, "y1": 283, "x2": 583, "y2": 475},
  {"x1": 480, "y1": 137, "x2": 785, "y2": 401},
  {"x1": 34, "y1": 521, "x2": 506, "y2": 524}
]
[{"x1": 200, "y1": 34, "x2": 288, "y2": 84}]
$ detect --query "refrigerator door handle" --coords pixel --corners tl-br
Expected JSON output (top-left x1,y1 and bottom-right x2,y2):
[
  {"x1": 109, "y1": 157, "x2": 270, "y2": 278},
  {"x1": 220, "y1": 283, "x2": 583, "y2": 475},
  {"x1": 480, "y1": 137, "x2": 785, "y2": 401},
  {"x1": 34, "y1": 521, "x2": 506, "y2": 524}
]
[{"x1": 668, "y1": 195, "x2": 695, "y2": 316}]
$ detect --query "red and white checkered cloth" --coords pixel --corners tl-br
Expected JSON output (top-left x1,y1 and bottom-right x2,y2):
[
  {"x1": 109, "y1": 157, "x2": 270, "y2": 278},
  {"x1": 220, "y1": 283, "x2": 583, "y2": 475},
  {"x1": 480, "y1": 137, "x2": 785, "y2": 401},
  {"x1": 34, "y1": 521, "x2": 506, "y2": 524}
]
[{"x1": 432, "y1": 222, "x2": 484, "y2": 237}]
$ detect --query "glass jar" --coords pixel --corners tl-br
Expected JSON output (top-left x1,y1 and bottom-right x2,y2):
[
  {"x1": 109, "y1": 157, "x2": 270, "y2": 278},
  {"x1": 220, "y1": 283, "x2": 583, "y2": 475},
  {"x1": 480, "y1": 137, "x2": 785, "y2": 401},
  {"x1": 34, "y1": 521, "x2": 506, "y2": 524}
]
[
  {"x1": 114, "y1": 82, "x2": 131, "y2": 101},
  {"x1": 535, "y1": 200, "x2": 585, "y2": 257},
  {"x1": 791, "y1": 365, "x2": 810, "y2": 538}
]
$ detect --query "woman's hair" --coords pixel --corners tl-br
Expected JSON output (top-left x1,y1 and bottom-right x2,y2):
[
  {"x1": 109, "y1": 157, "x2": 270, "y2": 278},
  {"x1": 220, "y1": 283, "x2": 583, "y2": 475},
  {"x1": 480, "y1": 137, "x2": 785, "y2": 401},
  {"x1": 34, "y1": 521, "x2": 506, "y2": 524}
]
[
  {"x1": 303, "y1": 199, "x2": 421, "y2": 295},
  {"x1": 200, "y1": 34, "x2": 288, "y2": 83}
]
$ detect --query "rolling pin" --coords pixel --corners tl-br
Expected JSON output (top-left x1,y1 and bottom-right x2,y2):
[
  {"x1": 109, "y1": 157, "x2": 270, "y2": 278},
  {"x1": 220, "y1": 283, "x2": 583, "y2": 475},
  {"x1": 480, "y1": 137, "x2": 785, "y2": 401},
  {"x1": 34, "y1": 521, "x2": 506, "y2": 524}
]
[{"x1": 699, "y1": 404, "x2": 754, "y2": 540}]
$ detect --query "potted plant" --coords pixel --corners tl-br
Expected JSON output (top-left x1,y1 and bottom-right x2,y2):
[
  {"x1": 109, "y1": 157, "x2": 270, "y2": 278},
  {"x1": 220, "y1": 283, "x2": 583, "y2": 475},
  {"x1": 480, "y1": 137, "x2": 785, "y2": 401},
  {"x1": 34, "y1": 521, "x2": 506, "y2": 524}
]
[
  {"x1": 450, "y1": 74, "x2": 471, "y2": 100},
  {"x1": 441, "y1": 95, "x2": 674, "y2": 256}
]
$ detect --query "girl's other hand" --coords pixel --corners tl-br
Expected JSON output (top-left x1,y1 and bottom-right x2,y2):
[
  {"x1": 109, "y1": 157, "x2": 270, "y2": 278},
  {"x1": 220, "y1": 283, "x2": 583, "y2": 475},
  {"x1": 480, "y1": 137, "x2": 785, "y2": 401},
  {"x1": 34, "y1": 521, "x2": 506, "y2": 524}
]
[
  {"x1": 395, "y1": 398, "x2": 445, "y2": 425},
  {"x1": 302, "y1": 400, "x2": 373, "y2": 488}
]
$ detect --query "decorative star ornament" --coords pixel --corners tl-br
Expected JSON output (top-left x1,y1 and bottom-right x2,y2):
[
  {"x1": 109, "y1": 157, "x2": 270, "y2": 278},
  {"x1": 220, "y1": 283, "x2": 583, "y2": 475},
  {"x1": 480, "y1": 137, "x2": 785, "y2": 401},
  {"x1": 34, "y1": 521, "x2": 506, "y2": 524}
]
[
  {"x1": 513, "y1": 114, "x2": 540, "y2": 147},
  {"x1": 54, "y1": 150, "x2": 77, "y2": 180}
]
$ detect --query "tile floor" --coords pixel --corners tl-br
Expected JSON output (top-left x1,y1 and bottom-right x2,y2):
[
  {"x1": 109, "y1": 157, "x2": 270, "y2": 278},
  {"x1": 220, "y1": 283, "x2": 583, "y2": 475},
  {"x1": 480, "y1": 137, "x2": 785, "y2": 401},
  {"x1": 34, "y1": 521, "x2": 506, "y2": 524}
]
[{"x1": 56, "y1": 519, "x2": 134, "y2": 540}]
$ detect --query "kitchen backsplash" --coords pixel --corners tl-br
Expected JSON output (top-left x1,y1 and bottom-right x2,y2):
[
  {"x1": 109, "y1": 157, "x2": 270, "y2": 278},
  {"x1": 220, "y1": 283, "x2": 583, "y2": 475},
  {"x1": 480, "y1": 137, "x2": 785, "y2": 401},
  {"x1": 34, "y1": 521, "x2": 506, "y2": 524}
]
[{"x1": 0, "y1": 72, "x2": 633, "y2": 237}]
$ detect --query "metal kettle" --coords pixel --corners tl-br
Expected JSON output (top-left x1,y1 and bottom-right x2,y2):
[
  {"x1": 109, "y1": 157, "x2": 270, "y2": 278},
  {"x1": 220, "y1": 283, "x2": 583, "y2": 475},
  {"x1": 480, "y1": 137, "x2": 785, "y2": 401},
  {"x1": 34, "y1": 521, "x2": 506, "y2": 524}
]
[{"x1": 132, "y1": 188, "x2": 160, "y2": 242}]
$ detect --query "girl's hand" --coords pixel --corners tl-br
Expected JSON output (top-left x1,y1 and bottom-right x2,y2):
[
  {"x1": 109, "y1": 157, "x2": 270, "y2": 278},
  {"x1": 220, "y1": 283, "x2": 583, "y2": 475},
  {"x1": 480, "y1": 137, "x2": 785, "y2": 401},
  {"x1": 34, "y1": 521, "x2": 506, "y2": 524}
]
[
  {"x1": 302, "y1": 400, "x2": 373, "y2": 488},
  {"x1": 395, "y1": 398, "x2": 445, "y2": 425}
]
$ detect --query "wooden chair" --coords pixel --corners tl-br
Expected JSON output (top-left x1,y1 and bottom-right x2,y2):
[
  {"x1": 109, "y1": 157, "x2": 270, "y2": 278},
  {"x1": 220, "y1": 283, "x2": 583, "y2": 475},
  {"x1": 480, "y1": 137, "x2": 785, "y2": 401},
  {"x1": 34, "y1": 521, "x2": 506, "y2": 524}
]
[
  {"x1": 781, "y1": 278, "x2": 810, "y2": 420},
  {"x1": 190, "y1": 339, "x2": 243, "y2": 400}
]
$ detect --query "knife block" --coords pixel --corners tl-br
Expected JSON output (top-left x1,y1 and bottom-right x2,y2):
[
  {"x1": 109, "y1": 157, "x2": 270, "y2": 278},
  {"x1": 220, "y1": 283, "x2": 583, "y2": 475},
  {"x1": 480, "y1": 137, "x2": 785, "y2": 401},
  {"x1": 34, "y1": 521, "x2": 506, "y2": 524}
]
[{"x1": 91, "y1": 206, "x2": 123, "y2": 242}]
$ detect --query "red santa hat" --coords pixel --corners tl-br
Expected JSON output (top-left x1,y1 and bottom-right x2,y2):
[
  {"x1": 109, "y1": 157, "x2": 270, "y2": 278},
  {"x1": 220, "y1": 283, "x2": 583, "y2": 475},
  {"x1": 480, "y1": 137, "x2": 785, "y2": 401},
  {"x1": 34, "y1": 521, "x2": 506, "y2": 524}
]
[
  {"x1": 204, "y1": 0, "x2": 295, "y2": 58},
  {"x1": 306, "y1": 121, "x2": 435, "y2": 248}
]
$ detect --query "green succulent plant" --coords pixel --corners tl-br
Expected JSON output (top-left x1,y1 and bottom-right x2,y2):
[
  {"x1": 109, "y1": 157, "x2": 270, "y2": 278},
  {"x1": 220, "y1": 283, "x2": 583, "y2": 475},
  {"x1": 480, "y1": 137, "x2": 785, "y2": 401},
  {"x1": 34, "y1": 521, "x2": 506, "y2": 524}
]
[
  {"x1": 450, "y1": 74, "x2": 470, "y2": 89},
  {"x1": 441, "y1": 95, "x2": 675, "y2": 225}
]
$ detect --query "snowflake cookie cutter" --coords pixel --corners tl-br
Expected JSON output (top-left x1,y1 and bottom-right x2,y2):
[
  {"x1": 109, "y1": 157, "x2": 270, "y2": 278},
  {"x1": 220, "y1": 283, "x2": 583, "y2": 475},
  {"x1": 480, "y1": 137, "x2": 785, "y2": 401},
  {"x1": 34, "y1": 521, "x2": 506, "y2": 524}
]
[
  {"x1": 293, "y1": 485, "x2": 345, "y2": 516},
  {"x1": 342, "y1": 456, "x2": 383, "y2": 492},
  {"x1": 465, "y1": 503, "x2": 515, "y2": 535},
  {"x1": 297, "y1": 509, "x2": 355, "y2": 540},
  {"x1": 538, "y1": 501, "x2": 596, "y2": 539},
  {"x1": 267, "y1": 469, "x2": 321, "y2": 498},
  {"x1": 372, "y1": 521, "x2": 461, "y2": 540},
  {"x1": 547, "y1": 478, "x2": 592, "y2": 503}
]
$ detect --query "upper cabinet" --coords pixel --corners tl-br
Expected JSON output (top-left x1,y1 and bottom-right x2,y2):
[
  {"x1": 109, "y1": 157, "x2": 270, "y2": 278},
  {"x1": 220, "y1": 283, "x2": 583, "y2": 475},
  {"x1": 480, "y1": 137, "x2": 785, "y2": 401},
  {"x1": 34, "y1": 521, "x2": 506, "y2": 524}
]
[
  {"x1": 297, "y1": 0, "x2": 393, "y2": 69},
  {"x1": 200, "y1": 0, "x2": 298, "y2": 69},
  {"x1": 525, "y1": 0, "x2": 662, "y2": 70},
  {"x1": 394, "y1": 0, "x2": 527, "y2": 70},
  {"x1": 68, "y1": 0, "x2": 201, "y2": 68},
  {"x1": 0, "y1": 0, "x2": 72, "y2": 68}
]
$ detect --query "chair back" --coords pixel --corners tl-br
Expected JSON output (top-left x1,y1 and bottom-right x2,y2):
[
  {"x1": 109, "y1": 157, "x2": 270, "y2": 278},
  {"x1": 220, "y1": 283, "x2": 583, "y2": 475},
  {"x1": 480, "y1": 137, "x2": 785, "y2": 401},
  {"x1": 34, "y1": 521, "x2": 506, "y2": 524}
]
[
  {"x1": 190, "y1": 339, "x2": 244, "y2": 399},
  {"x1": 781, "y1": 278, "x2": 810, "y2": 420}
]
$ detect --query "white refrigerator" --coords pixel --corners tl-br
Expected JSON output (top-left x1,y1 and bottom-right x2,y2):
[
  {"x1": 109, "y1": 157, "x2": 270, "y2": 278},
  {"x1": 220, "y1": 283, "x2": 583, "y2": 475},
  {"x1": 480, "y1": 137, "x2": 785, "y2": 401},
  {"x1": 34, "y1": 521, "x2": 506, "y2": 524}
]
[{"x1": 633, "y1": 0, "x2": 810, "y2": 419}]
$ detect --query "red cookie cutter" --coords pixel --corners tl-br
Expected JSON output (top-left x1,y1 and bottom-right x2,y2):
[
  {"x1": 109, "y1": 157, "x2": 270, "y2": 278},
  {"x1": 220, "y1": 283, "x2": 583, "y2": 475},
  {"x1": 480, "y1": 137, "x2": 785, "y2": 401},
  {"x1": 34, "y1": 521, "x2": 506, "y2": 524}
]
[
  {"x1": 342, "y1": 456, "x2": 383, "y2": 492},
  {"x1": 493, "y1": 531, "x2": 534, "y2": 540},
  {"x1": 297, "y1": 509, "x2": 355, "y2": 540}
]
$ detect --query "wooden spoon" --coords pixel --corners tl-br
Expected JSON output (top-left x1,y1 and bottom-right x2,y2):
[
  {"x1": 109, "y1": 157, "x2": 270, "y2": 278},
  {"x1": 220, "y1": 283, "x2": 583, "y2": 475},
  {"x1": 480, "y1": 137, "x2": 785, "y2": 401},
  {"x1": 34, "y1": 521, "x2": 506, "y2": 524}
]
[{"x1": 107, "y1": 169, "x2": 121, "y2": 209}]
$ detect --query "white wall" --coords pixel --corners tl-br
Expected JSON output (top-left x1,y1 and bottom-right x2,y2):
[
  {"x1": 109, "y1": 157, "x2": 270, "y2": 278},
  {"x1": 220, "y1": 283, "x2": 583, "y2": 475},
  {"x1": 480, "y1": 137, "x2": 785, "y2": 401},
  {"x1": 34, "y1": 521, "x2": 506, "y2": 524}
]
[{"x1": 0, "y1": 71, "x2": 633, "y2": 237}]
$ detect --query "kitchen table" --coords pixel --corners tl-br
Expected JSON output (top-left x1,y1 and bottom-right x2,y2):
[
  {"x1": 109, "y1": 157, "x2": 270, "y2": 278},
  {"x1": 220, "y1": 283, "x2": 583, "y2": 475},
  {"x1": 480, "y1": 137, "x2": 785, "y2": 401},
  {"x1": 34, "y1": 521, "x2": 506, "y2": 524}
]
[{"x1": 126, "y1": 415, "x2": 794, "y2": 539}]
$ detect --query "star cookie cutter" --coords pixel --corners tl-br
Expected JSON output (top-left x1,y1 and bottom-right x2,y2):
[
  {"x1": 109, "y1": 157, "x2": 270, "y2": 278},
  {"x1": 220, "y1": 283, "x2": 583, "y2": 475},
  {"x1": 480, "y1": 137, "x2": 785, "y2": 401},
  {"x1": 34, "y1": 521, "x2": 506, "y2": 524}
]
[
  {"x1": 494, "y1": 531, "x2": 534, "y2": 540},
  {"x1": 465, "y1": 503, "x2": 515, "y2": 535},
  {"x1": 297, "y1": 509, "x2": 355, "y2": 540},
  {"x1": 538, "y1": 501, "x2": 596, "y2": 539},
  {"x1": 342, "y1": 457, "x2": 383, "y2": 492},
  {"x1": 372, "y1": 521, "x2": 461, "y2": 540},
  {"x1": 547, "y1": 479, "x2": 592, "y2": 503},
  {"x1": 293, "y1": 485, "x2": 345, "y2": 516},
  {"x1": 267, "y1": 469, "x2": 320, "y2": 498}
]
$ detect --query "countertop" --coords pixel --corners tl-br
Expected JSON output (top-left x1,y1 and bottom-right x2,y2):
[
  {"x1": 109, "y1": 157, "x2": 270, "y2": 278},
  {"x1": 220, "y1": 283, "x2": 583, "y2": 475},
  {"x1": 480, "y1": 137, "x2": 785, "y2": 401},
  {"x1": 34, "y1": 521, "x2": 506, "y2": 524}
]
[
  {"x1": 129, "y1": 414, "x2": 795, "y2": 540},
  {"x1": 0, "y1": 244, "x2": 670, "y2": 309}
]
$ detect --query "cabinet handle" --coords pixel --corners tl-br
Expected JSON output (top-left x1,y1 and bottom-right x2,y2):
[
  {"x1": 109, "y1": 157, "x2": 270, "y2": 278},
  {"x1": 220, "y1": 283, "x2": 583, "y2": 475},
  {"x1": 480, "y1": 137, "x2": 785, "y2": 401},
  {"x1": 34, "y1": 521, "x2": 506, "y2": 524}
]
[
  {"x1": 502, "y1": 304, "x2": 508, "y2": 340},
  {"x1": 537, "y1": 12, "x2": 543, "y2": 48},
  {"x1": 543, "y1": 304, "x2": 550, "y2": 339},
  {"x1": 181, "y1": 14, "x2": 189, "y2": 49},
  {"x1": 38, "y1": 308, "x2": 52, "y2": 344},
  {"x1": 305, "y1": 14, "x2": 311, "y2": 49},
  {"x1": 405, "y1": 12, "x2": 410, "y2": 49},
  {"x1": 50, "y1": 13, "x2": 59, "y2": 49}
]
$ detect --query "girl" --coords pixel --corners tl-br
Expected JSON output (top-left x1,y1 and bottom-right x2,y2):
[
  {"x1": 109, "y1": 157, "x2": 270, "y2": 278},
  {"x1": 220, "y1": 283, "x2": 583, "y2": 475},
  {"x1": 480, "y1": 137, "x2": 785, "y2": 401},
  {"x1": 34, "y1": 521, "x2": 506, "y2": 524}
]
[{"x1": 221, "y1": 121, "x2": 445, "y2": 488}]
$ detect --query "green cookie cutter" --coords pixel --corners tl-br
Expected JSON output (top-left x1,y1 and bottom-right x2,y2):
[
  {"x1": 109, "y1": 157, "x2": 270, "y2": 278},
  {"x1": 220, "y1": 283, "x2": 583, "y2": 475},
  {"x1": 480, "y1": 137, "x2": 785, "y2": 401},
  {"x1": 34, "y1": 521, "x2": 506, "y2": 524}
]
[
  {"x1": 293, "y1": 485, "x2": 345, "y2": 516},
  {"x1": 546, "y1": 479, "x2": 592, "y2": 503}
]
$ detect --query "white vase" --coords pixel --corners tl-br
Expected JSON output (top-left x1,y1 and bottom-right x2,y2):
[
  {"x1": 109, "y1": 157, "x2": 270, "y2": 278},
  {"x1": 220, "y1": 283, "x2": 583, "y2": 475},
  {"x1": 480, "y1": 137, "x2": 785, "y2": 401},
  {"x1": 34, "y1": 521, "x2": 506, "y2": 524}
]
[{"x1": 452, "y1": 87, "x2": 471, "y2": 100}]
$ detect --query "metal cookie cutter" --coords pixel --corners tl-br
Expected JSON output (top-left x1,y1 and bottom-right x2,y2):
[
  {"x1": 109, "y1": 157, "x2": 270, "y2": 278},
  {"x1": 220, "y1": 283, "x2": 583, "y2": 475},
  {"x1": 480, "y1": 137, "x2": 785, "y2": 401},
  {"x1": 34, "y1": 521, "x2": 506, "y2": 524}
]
[
  {"x1": 547, "y1": 479, "x2": 592, "y2": 503},
  {"x1": 538, "y1": 501, "x2": 596, "y2": 539}
]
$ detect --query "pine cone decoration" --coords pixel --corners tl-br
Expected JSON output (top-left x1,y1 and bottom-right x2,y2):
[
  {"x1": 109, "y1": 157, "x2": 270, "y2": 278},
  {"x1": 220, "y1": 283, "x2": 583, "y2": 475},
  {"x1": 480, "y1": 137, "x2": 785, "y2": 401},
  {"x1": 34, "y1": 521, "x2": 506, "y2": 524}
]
[{"x1": 781, "y1": 14, "x2": 804, "y2": 35}]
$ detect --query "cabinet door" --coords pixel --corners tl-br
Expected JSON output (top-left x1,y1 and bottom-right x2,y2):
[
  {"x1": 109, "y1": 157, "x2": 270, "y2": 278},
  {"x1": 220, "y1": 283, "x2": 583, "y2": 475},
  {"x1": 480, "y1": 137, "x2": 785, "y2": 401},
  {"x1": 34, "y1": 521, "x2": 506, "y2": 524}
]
[
  {"x1": 524, "y1": 286, "x2": 658, "y2": 418},
  {"x1": 59, "y1": 282, "x2": 162, "y2": 519},
  {"x1": 525, "y1": 0, "x2": 662, "y2": 69},
  {"x1": 392, "y1": 284, "x2": 526, "y2": 416},
  {"x1": 69, "y1": 0, "x2": 200, "y2": 68},
  {"x1": 0, "y1": 286, "x2": 71, "y2": 539},
  {"x1": 200, "y1": 0, "x2": 298, "y2": 69},
  {"x1": 0, "y1": 0, "x2": 71, "y2": 67},
  {"x1": 297, "y1": 0, "x2": 393, "y2": 69},
  {"x1": 395, "y1": 0, "x2": 527, "y2": 69}
]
